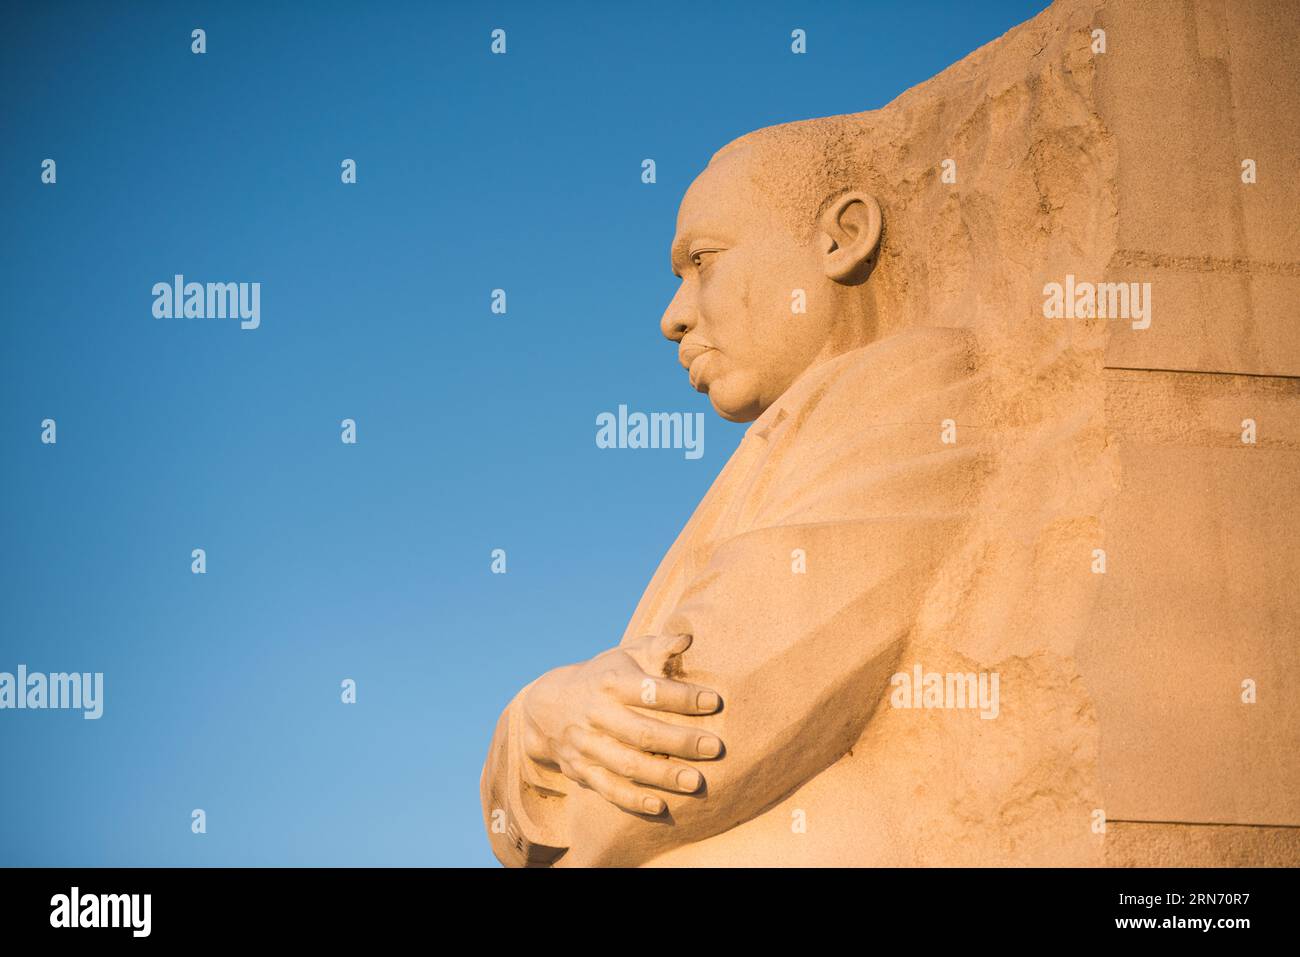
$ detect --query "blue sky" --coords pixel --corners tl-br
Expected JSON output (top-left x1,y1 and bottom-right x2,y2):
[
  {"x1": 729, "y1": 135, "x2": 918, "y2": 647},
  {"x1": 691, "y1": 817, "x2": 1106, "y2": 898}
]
[{"x1": 0, "y1": 0, "x2": 1049, "y2": 866}]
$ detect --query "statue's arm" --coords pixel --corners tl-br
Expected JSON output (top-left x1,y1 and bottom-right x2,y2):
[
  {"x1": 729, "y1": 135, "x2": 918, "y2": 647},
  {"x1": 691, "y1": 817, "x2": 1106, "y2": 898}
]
[
  {"x1": 555, "y1": 514, "x2": 957, "y2": 866},
  {"x1": 480, "y1": 640, "x2": 722, "y2": 867},
  {"x1": 479, "y1": 678, "x2": 572, "y2": 867}
]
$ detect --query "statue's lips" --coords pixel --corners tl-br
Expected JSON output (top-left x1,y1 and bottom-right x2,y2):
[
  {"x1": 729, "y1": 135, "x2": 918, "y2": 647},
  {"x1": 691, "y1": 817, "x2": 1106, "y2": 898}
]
[
  {"x1": 678, "y1": 343, "x2": 716, "y2": 370},
  {"x1": 681, "y1": 344, "x2": 718, "y2": 391}
]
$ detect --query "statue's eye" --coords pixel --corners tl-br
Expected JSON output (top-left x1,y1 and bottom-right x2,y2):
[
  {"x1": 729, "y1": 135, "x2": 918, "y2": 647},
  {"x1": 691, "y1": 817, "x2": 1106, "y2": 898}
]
[{"x1": 690, "y1": 249, "x2": 719, "y2": 269}]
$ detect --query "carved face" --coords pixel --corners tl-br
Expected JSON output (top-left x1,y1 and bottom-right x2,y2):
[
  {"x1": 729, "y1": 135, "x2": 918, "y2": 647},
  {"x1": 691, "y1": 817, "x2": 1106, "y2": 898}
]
[{"x1": 661, "y1": 148, "x2": 848, "y2": 423}]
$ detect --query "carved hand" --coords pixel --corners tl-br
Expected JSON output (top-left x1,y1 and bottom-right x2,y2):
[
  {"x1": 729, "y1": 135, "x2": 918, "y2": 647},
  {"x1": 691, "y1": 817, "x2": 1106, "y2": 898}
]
[{"x1": 517, "y1": 633, "x2": 724, "y2": 816}]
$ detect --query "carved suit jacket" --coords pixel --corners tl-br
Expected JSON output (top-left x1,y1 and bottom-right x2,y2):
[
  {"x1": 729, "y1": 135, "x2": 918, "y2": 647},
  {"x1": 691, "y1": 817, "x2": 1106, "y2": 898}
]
[{"x1": 482, "y1": 326, "x2": 990, "y2": 866}]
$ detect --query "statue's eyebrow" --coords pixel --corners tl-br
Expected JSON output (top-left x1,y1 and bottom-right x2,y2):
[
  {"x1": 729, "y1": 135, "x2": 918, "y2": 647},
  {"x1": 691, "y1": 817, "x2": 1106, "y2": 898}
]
[{"x1": 670, "y1": 235, "x2": 691, "y2": 277}]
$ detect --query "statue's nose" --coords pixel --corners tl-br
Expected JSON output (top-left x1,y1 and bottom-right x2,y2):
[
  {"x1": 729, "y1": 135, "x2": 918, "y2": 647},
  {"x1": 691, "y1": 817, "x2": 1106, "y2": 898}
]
[{"x1": 660, "y1": 285, "x2": 694, "y2": 343}]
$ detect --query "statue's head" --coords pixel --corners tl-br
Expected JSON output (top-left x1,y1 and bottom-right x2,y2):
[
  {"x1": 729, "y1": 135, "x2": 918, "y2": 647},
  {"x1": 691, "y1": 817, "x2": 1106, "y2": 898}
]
[{"x1": 660, "y1": 121, "x2": 884, "y2": 422}]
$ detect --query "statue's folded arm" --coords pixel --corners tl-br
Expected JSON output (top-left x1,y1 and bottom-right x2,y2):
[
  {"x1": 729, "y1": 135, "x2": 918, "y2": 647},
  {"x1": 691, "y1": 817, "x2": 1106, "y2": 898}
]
[{"x1": 482, "y1": 513, "x2": 960, "y2": 867}]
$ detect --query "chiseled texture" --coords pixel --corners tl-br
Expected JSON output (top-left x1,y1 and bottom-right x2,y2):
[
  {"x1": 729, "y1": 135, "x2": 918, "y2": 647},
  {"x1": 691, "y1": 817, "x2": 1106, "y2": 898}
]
[{"x1": 482, "y1": 0, "x2": 1300, "y2": 866}]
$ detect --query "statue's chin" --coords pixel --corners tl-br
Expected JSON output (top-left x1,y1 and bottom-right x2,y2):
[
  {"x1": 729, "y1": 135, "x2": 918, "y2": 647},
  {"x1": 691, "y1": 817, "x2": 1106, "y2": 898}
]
[
  {"x1": 705, "y1": 374, "x2": 764, "y2": 423},
  {"x1": 714, "y1": 404, "x2": 760, "y2": 423}
]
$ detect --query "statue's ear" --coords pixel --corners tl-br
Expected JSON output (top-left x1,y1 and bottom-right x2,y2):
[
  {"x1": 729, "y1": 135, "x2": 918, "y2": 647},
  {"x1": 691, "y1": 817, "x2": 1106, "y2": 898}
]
[{"x1": 818, "y1": 192, "x2": 882, "y2": 285}]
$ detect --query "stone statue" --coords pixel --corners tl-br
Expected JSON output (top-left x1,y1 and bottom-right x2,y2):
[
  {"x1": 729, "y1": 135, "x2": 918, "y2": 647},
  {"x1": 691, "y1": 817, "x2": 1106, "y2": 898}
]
[{"x1": 482, "y1": 0, "x2": 1300, "y2": 867}]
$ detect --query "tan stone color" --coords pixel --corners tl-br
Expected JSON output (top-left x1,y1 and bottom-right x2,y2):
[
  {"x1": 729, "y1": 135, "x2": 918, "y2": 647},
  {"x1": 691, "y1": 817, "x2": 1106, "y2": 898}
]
[{"x1": 482, "y1": 0, "x2": 1300, "y2": 866}]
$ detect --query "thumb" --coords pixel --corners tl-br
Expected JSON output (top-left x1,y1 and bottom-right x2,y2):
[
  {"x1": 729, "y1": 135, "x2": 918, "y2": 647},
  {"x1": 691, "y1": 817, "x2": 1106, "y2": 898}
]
[{"x1": 648, "y1": 632, "x2": 692, "y2": 673}]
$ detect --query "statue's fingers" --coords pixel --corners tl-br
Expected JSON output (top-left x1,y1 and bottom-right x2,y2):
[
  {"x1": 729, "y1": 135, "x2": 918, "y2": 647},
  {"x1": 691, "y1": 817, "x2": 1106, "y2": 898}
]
[
  {"x1": 568, "y1": 727, "x2": 704, "y2": 794},
  {"x1": 591, "y1": 706, "x2": 724, "y2": 761},
  {"x1": 627, "y1": 673, "x2": 721, "y2": 716},
  {"x1": 554, "y1": 752, "x2": 592, "y2": 790},
  {"x1": 580, "y1": 765, "x2": 667, "y2": 816},
  {"x1": 646, "y1": 632, "x2": 692, "y2": 670},
  {"x1": 620, "y1": 632, "x2": 689, "y2": 675}
]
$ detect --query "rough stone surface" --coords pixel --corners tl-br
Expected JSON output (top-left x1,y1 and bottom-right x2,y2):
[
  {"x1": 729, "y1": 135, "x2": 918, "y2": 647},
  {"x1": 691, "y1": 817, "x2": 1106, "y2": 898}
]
[{"x1": 481, "y1": 0, "x2": 1300, "y2": 866}]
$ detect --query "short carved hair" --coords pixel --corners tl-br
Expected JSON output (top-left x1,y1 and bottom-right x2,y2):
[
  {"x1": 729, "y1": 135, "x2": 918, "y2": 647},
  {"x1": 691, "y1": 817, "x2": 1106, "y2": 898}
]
[{"x1": 710, "y1": 117, "x2": 880, "y2": 245}]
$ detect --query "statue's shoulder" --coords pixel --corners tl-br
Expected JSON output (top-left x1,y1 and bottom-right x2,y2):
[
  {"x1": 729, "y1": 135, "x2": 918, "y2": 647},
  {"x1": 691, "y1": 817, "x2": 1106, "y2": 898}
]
[
  {"x1": 834, "y1": 326, "x2": 980, "y2": 382},
  {"x1": 788, "y1": 326, "x2": 983, "y2": 431}
]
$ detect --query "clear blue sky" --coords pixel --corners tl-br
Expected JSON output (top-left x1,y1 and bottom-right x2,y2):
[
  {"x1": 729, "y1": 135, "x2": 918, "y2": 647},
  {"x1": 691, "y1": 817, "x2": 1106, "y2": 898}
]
[{"x1": 0, "y1": 0, "x2": 1049, "y2": 866}]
